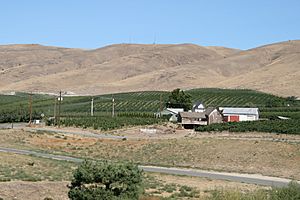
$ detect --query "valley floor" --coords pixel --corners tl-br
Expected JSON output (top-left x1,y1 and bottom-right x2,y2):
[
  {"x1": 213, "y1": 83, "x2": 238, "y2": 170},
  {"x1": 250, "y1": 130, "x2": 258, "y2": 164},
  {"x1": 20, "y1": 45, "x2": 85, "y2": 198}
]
[{"x1": 0, "y1": 124, "x2": 299, "y2": 199}]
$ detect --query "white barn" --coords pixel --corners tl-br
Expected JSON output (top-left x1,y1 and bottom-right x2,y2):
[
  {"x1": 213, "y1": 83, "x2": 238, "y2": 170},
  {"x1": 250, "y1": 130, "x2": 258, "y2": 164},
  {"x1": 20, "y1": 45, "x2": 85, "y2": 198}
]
[{"x1": 221, "y1": 107, "x2": 259, "y2": 122}]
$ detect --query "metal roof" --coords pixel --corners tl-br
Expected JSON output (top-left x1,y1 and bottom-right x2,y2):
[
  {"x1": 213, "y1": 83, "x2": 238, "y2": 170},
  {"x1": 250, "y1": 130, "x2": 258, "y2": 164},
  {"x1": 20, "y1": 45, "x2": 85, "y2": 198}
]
[
  {"x1": 222, "y1": 107, "x2": 259, "y2": 115},
  {"x1": 154, "y1": 108, "x2": 184, "y2": 116},
  {"x1": 204, "y1": 107, "x2": 216, "y2": 115},
  {"x1": 179, "y1": 112, "x2": 206, "y2": 118},
  {"x1": 166, "y1": 108, "x2": 184, "y2": 114}
]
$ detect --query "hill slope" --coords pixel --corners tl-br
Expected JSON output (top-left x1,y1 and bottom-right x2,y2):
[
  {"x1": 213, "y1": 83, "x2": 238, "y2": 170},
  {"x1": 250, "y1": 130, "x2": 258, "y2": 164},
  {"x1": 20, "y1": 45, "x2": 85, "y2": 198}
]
[{"x1": 0, "y1": 41, "x2": 299, "y2": 97}]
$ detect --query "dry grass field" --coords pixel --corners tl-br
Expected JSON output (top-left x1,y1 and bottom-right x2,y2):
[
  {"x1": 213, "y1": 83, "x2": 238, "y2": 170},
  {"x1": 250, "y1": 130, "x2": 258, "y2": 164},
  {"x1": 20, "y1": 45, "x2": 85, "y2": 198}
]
[
  {"x1": 0, "y1": 40, "x2": 299, "y2": 97},
  {"x1": 0, "y1": 152, "x2": 75, "y2": 182},
  {"x1": 0, "y1": 153, "x2": 268, "y2": 200},
  {"x1": 0, "y1": 127, "x2": 299, "y2": 180},
  {"x1": 0, "y1": 151, "x2": 266, "y2": 200},
  {"x1": 0, "y1": 173, "x2": 265, "y2": 200}
]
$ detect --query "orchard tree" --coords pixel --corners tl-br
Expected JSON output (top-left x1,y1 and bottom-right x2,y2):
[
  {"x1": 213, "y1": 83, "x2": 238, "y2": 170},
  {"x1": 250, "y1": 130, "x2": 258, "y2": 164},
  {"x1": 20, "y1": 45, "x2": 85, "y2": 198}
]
[
  {"x1": 167, "y1": 88, "x2": 192, "y2": 111},
  {"x1": 68, "y1": 160, "x2": 143, "y2": 200}
]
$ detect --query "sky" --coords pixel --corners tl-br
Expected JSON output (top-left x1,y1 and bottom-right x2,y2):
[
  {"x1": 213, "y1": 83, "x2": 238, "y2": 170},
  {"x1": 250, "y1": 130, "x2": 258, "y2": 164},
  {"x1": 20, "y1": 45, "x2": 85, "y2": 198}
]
[{"x1": 0, "y1": 0, "x2": 299, "y2": 50}]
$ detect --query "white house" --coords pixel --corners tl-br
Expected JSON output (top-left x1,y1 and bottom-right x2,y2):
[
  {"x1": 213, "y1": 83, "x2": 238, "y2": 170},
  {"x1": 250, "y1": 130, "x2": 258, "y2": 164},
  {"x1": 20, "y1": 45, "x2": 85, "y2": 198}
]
[
  {"x1": 192, "y1": 102, "x2": 205, "y2": 112},
  {"x1": 220, "y1": 107, "x2": 259, "y2": 122}
]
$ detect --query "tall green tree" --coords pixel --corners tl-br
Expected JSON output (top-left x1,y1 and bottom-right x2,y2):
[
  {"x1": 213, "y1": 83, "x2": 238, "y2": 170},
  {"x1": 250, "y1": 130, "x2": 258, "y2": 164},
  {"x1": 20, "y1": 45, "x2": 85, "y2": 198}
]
[
  {"x1": 167, "y1": 88, "x2": 192, "y2": 111},
  {"x1": 68, "y1": 160, "x2": 143, "y2": 200}
]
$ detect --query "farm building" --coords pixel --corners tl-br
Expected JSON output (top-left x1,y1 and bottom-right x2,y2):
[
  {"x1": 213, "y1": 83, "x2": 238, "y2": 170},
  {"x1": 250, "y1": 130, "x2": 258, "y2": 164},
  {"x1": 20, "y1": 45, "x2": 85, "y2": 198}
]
[
  {"x1": 192, "y1": 101, "x2": 205, "y2": 112},
  {"x1": 221, "y1": 107, "x2": 259, "y2": 122},
  {"x1": 205, "y1": 107, "x2": 223, "y2": 125},
  {"x1": 178, "y1": 107, "x2": 223, "y2": 128},
  {"x1": 155, "y1": 108, "x2": 184, "y2": 122}
]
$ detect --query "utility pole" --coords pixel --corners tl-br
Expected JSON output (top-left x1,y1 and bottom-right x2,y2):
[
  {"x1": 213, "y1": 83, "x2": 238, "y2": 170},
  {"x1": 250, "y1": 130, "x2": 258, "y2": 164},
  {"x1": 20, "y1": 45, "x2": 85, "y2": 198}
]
[
  {"x1": 112, "y1": 96, "x2": 115, "y2": 117},
  {"x1": 54, "y1": 96, "x2": 57, "y2": 125},
  {"x1": 58, "y1": 91, "x2": 62, "y2": 128},
  {"x1": 160, "y1": 93, "x2": 163, "y2": 117},
  {"x1": 91, "y1": 98, "x2": 94, "y2": 116},
  {"x1": 28, "y1": 93, "x2": 33, "y2": 125}
]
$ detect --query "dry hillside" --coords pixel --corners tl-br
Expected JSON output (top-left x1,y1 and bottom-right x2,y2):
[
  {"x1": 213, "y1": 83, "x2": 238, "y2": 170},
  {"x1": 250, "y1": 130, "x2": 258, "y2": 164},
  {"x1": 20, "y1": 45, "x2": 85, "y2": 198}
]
[{"x1": 0, "y1": 40, "x2": 299, "y2": 97}]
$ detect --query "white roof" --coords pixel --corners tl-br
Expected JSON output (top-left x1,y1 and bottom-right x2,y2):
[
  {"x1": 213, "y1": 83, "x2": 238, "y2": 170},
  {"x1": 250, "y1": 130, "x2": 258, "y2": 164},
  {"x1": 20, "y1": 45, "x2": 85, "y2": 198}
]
[
  {"x1": 222, "y1": 107, "x2": 259, "y2": 115},
  {"x1": 166, "y1": 108, "x2": 184, "y2": 114}
]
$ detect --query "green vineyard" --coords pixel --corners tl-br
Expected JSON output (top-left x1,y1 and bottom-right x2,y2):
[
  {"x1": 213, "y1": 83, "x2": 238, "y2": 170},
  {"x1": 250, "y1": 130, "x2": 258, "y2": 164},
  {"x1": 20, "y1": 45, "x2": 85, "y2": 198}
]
[
  {"x1": 195, "y1": 119, "x2": 300, "y2": 134},
  {"x1": 0, "y1": 89, "x2": 299, "y2": 130},
  {"x1": 61, "y1": 116, "x2": 166, "y2": 131}
]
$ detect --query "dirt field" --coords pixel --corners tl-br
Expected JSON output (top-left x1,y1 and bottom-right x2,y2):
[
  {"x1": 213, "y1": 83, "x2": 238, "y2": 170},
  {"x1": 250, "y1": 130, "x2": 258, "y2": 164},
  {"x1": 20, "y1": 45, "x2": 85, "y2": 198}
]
[
  {"x1": 0, "y1": 126, "x2": 299, "y2": 180},
  {"x1": 0, "y1": 181, "x2": 69, "y2": 200}
]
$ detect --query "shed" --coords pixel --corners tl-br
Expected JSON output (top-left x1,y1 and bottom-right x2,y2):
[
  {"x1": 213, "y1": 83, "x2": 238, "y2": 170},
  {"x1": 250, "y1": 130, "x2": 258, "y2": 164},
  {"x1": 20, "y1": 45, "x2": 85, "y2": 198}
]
[
  {"x1": 178, "y1": 112, "x2": 207, "y2": 128},
  {"x1": 178, "y1": 107, "x2": 222, "y2": 128},
  {"x1": 221, "y1": 107, "x2": 259, "y2": 122},
  {"x1": 205, "y1": 107, "x2": 223, "y2": 125}
]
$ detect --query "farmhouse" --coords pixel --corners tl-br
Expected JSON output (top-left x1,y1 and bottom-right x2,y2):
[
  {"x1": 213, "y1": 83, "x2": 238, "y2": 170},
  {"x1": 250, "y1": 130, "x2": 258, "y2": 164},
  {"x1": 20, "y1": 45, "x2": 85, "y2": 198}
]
[
  {"x1": 221, "y1": 107, "x2": 259, "y2": 122},
  {"x1": 192, "y1": 101, "x2": 205, "y2": 112},
  {"x1": 178, "y1": 107, "x2": 222, "y2": 128}
]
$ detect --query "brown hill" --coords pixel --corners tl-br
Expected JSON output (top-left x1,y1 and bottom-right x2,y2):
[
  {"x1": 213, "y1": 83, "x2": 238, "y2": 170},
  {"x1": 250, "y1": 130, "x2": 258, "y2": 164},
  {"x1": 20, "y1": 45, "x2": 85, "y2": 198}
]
[{"x1": 0, "y1": 41, "x2": 299, "y2": 97}]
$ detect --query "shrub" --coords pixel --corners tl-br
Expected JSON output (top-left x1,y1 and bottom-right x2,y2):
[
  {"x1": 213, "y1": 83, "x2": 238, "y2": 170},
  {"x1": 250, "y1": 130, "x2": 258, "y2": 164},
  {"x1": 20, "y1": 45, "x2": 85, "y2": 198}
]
[
  {"x1": 68, "y1": 160, "x2": 143, "y2": 200},
  {"x1": 207, "y1": 182, "x2": 300, "y2": 200},
  {"x1": 270, "y1": 181, "x2": 300, "y2": 200}
]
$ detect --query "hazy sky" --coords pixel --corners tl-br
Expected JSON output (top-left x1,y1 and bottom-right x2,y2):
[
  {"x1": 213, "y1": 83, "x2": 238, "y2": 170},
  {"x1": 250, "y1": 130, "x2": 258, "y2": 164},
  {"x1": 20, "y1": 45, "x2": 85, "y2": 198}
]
[{"x1": 0, "y1": 0, "x2": 299, "y2": 49}]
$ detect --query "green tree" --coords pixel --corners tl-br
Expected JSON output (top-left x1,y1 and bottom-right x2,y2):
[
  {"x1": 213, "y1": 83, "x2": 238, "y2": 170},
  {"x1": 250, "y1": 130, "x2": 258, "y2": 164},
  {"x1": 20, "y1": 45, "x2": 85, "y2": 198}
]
[
  {"x1": 167, "y1": 88, "x2": 192, "y2": 111},
  {"x1": 68, "y1": 160, "x2": 143, "y2": 200}
]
